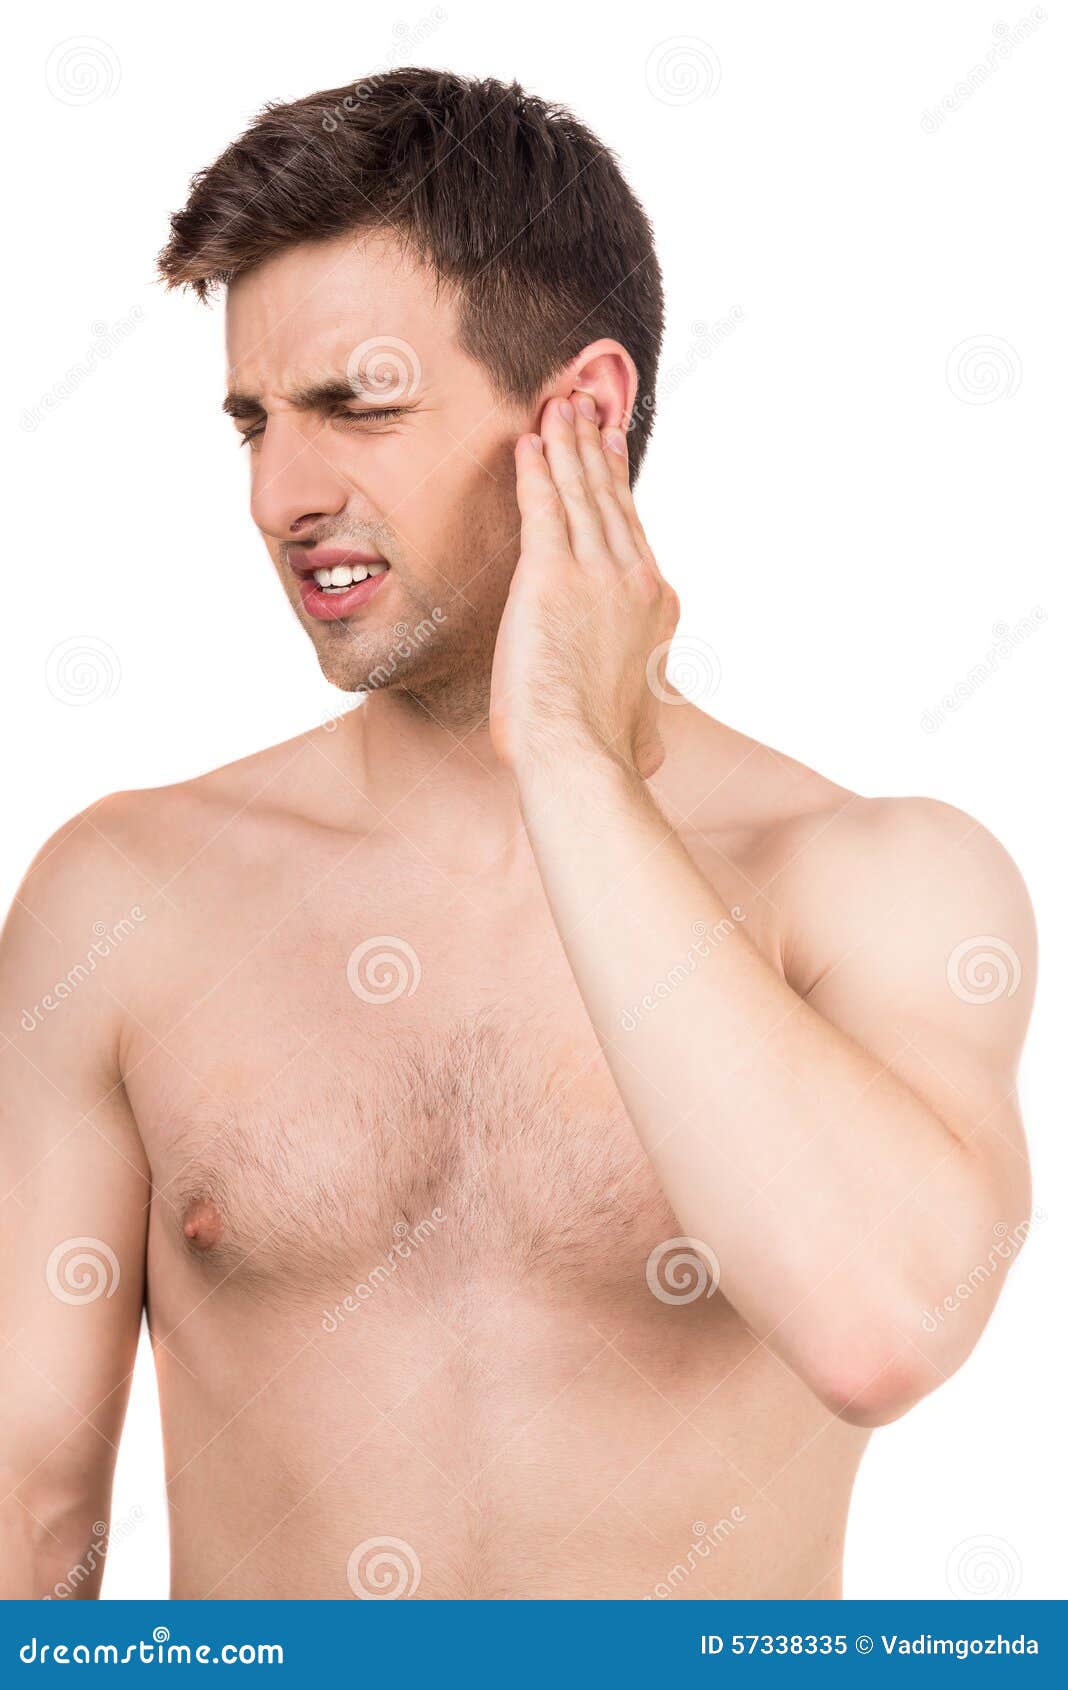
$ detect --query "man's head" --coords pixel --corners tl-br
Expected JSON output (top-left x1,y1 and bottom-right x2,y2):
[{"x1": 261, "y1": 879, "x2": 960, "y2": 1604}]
[{"x1": 159, "y1": 68, "x2": 664, "y2": 709}]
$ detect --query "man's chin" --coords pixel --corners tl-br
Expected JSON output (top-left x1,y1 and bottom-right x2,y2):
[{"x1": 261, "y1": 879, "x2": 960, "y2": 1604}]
[{"x1": 314, "y1": 639, "x2": 417, "y2": 698}]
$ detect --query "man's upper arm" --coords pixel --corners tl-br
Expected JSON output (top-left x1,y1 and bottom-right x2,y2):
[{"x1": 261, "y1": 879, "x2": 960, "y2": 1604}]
[
  {"x1": 782, "y1": 795, "x2": 1035, "y2": 1217},
  {"x1": 0, "y1": 805, "x2": 150, "y2": 1596}
]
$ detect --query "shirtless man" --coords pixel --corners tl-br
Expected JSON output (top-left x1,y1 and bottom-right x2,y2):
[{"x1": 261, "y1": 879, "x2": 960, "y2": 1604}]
[{"x1": 1, "y1": 69, "x2": 1035, "y2": 1601}]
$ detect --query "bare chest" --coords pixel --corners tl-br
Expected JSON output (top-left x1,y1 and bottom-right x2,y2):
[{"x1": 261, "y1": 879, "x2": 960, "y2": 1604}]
[{"x1": 129, "y1": 906, "x2": 680, "y2": 1307}]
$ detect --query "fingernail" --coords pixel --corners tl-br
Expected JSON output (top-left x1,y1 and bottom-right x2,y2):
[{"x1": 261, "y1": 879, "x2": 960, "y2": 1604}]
[
  {"x1": 576, "y1": 394, "x2": 596, "y2": 421},
  {"x1": 530, "y1": 434, "x2": 543, "y2": 452},
  {"x1": 559, "y1": 399, "x2": 574, "y2": 424},
  {"x1": 604, "y1": 428, "x2": 628, "y2": 456}
]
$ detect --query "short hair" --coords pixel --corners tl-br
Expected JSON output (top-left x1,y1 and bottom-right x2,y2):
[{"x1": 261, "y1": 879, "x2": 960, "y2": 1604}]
[{"x1": 158, "y1": 67, "x2": 664, "y2": 477}]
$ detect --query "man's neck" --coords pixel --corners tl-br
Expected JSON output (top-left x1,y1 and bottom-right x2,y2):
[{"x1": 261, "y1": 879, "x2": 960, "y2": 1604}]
[{"x1": 328, "y1": 684, "x2": 529, "y2": 869}]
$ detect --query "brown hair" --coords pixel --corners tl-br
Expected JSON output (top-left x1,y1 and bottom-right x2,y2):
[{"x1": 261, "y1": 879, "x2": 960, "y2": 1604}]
[{"x1": 158, "y1": 67, "x2": 664, "y2": 476}]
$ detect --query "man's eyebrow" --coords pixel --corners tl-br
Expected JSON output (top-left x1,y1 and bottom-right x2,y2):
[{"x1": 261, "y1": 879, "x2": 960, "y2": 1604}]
[
  {"x1": 221, "y1": 391, "x2": 265, "y2": 420},
  {"x1": 221, "y1": 375, "x2": 391, "y2": 418}
]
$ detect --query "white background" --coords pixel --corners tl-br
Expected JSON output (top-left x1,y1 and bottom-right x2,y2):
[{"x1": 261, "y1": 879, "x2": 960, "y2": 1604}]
[{"x1": 4, "y1": 0, "x2": 1063, "y2": 1600}]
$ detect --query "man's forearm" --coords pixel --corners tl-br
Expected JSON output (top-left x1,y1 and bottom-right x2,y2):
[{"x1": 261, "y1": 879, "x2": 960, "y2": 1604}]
[{"x1": 516, "y1": 745, "x2": 1000, "y2": 1422}]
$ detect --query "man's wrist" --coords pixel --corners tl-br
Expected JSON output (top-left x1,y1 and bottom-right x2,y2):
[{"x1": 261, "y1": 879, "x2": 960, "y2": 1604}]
[{"x1": 513, "y1": 730, "x2": 650, "y2": 819}]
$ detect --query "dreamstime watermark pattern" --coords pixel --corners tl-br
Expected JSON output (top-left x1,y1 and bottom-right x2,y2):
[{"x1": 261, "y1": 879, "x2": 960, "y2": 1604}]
[
  {"x1": 647, "y1": 635, "x2": 722, "y2": 706},
  {"x1": 946, "y1": 936, "x2": 1022, "y2": 1005},
  {"x1": 630, "y1": 311, "x2": 745, "y2": 437},
  {"x1": 921, "y1": 12, "x2": 1046, "y2": 133},
  {"x1": 644, "y1": 1508, "x2": 747, "y2": 1598},
  {"x1": 321, "y1": 1210, "x2": 447, "y2": 1331},
  {"x1": 45, "y1": 1237, "x2": 121, "y2": 1305},
  {"x1": 645, "y1": 38, "x2": 722, "y2": 106},
  {"x1": 346, "y1": 936, "x2": 422, "y2": 1003},
  {"x1": 346, "y1": 1536, "x2": 422, "y2": 1599},
  {"x1": 19, "y1": 908, "x2": 146, "y2": 1032},
  {"x1": 45, "y1": 636, "x2": 122, "y2": 706},
  {"x1": 946, "y1": 1534, "x2": 1023, "y2": 1597},
  {"x1": 356, "y1": 611, "x2": 449, "y2": 696},
  {"x1": 920, "y1": 609, "x2": 1046, "y2": 733},
  {"x1": 945, "y1": 336, "x2": 1021, "y2": 404},
  {"x1": 44, "y1": 37, "x2": 121, "y2": 106},
  {"x1": 43, "y1": 1508, "x2": 145, "y2": 1600},
  {"x1": 621, "y1": 910, "x2": 745, "y2": 1032},
  {"x1": 920, "y1": 1209, "x2": 1044, "y2": 1334},
  {"x1": 346, "y1": 336, "x2": 423, "y2": 403},
  {"x1": 319, "y1": 12, "x2": 448, "y2": 128},
  {"x1": 646, "y1": 1237, "x2": 721, "y2": 1305},
  {"x1": 21, "y1": 309, "x2": 145, "y2": 432}
]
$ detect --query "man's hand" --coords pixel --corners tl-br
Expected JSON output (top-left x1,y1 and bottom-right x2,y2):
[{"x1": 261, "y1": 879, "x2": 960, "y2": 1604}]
[{"x1": 490, "y1": 392, "x2": 680, "y2": 781}]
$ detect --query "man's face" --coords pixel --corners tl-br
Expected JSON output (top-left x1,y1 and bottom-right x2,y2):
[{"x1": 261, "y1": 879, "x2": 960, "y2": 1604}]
[{"x1": 224, "y1": 232, "x2": 530, "y2": 701}]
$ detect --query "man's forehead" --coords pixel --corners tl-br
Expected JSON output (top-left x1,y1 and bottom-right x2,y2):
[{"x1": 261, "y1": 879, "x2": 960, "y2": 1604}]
[
  {"x1": 224, "y1": 238, "x2": 456, "y2": 398},
  {"x1": 226, "y1": 233, "x2": 448, "y2": 346}
]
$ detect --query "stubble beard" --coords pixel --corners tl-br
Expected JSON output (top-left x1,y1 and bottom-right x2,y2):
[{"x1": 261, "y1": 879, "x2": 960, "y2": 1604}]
[{"x1": 320, "y1": 467, "x2": 520, "y2": 733}]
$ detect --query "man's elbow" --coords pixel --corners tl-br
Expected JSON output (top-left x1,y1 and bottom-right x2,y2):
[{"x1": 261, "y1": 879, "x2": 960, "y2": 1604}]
[
  {"x1": 0, "y1": 1465, "x2": 112, "y2": 1600},
  {"x1": 818, "y1": 1353, "x2": 932, "y2": 1428},
  {"x1": 803, "y1": 1320, "x2": 982, "y2": 1428}
]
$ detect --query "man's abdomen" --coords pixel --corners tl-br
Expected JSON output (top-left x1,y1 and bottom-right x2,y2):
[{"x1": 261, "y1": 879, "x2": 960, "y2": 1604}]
[{"x1": 156, "y1": 1283, "x2": 866, "y2": 1600}]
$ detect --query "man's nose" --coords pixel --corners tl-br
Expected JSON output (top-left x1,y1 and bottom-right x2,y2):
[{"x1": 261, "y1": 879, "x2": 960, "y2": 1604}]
[{"x1": 250, "y1": 415, "x2": 352, "y2": 539}]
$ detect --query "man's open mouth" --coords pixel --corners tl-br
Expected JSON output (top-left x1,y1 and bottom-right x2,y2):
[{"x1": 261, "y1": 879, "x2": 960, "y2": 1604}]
[
  {"x1": 312, "y1": 561, "x2": 389, "y2": 593},
  {"x1": 289, "y1": 548, "x2": 392, "y2": 621}
]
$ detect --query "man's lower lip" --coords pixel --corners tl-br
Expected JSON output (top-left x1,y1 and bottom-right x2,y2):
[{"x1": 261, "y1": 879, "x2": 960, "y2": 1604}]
[{"x1": 298, "y1": 570, "x2": 389, "y2": 621}]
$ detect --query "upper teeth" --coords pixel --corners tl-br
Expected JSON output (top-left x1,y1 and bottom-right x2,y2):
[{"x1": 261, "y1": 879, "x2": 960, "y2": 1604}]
[{"x1": 313, "y1": 562, "x2": 388, "y2": 588}]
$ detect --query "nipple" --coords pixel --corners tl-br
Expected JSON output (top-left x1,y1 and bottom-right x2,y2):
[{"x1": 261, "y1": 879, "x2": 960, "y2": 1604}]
[{"x1": 181, "y1": 1196, "x2": 224, "y2": 1252}]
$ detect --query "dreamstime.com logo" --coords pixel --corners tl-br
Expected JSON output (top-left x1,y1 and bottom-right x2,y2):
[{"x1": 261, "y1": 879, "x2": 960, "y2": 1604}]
[
  {"x1": 42, "y1": 1508, "x2": 145, "y2": 1600},
  {"x1": 321, "y1": 1210, "x2": 446, "y2": 1332},
  {"x1": 320, "y1": 612, "x2": 449, "y2": 724},
  {"x1": 920, "y1": 609, "x2": 1046, "y2": 733},
  {"x1": 920, "y1": 1209, "x2": 1045, "y2": 1333},
  {"x1": 19, "y1": 1628, "x2": 283, "y2": 1666},
  {"x1": 318, "y1": 11, "x2": 448, "y2": 128},
  {"x1": 357, "y1": 611, "x2": 449, "y2": 695},
  {"x1": 921, "y1": 12, "x2": 1046, "y2": 133},
  {"x1": 621, "y1": 910, "x2": 745, "y2": 1031},
  {"x1": 629, "y1": 312, "x2": 744, "y2": 437},
  {"x1": 19, "y1": 907, "x2": 146, "y2": 1031},
  {"x1": 644, "y1": 1509, "x2": 747, "y2": 1598},
  {"x1": 22, "y1": 310, "x2": 145, "y2": 432}
]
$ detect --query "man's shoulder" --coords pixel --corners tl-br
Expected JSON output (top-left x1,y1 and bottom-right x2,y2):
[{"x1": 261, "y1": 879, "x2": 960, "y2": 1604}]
[
  {"x1": 665, "y1": 711, "x2": 1026, "y2": 903},
  {"x1": 763, "y1": 791, "x2": 1030, "y2": 918},
  {"x1": 753, "y1": 790, "x2": 1034, "y2": 1014},
  {"x1": 14, "y1": 724, "x2": 346, "y2": 921},
  {"x1": 661, "y1": 713, "x2": 1033, "y2": 1001}
]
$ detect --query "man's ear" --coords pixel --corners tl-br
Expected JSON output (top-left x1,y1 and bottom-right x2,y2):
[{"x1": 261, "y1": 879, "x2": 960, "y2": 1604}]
[{"x1": 537, "y1": 339, "x2": 638, "y2": 434}]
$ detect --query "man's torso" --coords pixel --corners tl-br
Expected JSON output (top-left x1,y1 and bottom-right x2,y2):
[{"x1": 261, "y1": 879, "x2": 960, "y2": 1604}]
[{"x1": 108, "y1": 706, "x2": 868, "y2": 1599}]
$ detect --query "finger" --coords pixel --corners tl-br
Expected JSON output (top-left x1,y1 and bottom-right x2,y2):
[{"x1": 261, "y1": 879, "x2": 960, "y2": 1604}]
[
  {"x1": 601, "y1": 426, "x2": 660, "y2": 570},
  {"x1": 571, "y1": 393, "x2": 642, "y2": 571},
  {"x1": 540, "y1": 397, "x2": 607, "y2": 564},
  {"x1": 514, "y1": 433, "x2": 570, "y2": 559}
]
